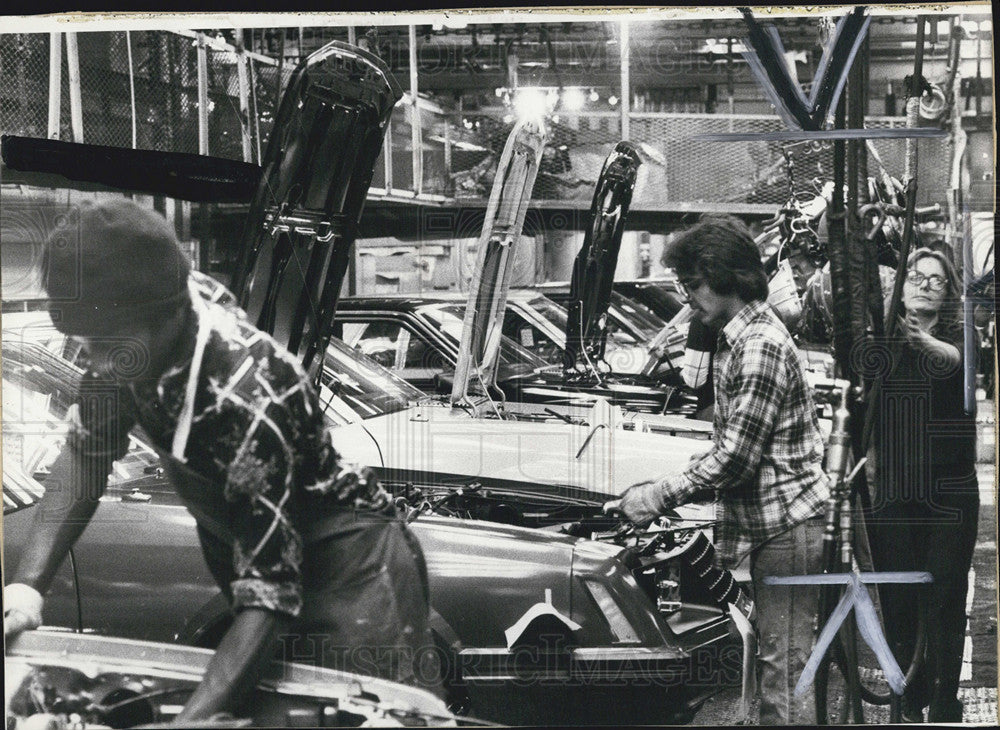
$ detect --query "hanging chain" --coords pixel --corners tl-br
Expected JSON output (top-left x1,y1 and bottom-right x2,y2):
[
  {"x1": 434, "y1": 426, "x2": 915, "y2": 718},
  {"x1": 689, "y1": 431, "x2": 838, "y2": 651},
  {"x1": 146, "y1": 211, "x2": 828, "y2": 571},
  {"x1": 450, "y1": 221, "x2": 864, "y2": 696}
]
[{"x1": 782, "y1": 143, "x2": 797, "y2": 207}]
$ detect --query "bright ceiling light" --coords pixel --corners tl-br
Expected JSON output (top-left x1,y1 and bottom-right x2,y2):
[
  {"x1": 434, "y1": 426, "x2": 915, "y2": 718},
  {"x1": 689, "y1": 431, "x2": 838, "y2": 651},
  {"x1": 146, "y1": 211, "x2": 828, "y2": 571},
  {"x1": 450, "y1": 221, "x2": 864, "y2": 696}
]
[
  {"x1": 513, "y1": 87, "x2": 549, "y2": 121},
  {"x1": 562, "y1": 88, "x2": 585, "y2": 111},
  {"x1": 589, "y1": 89, "x2": 599, "y2": 102},
  {"x1": 608, "y1": 95, "x2": 619, "y2": 106}
]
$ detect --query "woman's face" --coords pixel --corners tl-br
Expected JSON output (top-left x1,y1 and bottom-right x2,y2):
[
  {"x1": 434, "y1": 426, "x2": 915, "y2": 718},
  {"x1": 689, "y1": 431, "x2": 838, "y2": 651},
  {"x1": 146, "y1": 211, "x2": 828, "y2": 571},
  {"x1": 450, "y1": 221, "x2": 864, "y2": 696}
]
[{"x1": 903, "y1": 255, "x2": 949, "y2": 315}]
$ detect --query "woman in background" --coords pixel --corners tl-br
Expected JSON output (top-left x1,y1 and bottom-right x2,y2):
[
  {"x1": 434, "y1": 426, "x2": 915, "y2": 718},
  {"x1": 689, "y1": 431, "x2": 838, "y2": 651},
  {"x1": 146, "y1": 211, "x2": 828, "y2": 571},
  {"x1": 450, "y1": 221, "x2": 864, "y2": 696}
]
[{"x1": 868, "y1": 247, "x2": 979, "y2": 723}]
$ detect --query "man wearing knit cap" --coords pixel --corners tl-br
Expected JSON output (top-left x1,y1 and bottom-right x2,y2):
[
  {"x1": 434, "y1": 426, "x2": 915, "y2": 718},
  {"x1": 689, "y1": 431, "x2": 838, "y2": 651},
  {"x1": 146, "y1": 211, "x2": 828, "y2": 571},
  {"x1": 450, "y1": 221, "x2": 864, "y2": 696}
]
[{"x1": 4, "y1": 199, "x2": 441, "y2": 722}]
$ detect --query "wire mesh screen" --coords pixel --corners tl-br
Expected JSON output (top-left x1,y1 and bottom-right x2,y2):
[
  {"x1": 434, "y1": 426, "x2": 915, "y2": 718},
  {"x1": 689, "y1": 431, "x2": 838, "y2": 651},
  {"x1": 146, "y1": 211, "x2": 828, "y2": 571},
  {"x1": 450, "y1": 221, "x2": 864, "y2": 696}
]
[
  {"x1": 0, "y1": 29, "x2": 958, "y2": 209},
  {"x1": 206, "y1": 44, "x2": 248, "y2": 161},
  {"x1": 421, "y1": 106, "x2": 449, "y2": 196},
  {"x1": 630, "y1": 113, "x2": 784, "y2": 206},
  {"x1": 0, "y1": 34, "x2": 51, "y2": 139},
  {"x1": 437, "y1": 111, "x2": 953, "y2": 208},
  {"x1": 247, "y1": 57, "x2": 294, "y2": 162},
  {"x1": 0, "y1": 31, "x2": 271, "y2": 159}
]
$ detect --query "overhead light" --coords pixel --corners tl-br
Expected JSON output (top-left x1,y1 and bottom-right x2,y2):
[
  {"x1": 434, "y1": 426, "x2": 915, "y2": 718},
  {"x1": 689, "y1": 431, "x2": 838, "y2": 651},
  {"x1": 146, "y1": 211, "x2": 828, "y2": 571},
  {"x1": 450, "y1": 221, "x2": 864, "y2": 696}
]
[
  {"x1": 495, "y1": 87, "x2": 505, "y2": 97},
  {"x1": 513, "y1": 87, "x2": 549, "y2": 121},
  {"x1": 608, "y1": 95, "x2": 619, "y2": 106},
  {"x1": 589, "y1": 89, "x2": 599, "y2": 102},
  {"x1": 562, "y1": 87, "x2": 585, "y2": 111}
]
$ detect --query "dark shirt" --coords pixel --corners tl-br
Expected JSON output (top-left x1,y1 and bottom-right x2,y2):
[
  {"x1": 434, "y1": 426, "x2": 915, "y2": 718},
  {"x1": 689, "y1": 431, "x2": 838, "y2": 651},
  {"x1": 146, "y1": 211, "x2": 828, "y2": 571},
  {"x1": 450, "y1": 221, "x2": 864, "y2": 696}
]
[
  {"x1": 66, "y1": 272, "x2": 390, "y2": 619},
  {"x1": 875, "y1": 315, "x2": 977, "y2": 477}
]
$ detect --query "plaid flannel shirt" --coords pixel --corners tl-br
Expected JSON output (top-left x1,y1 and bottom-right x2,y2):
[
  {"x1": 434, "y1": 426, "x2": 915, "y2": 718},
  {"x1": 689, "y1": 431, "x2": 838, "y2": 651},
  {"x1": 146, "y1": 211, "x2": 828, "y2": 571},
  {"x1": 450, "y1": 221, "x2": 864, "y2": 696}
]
[{"x1": 655, "y1": 299, "x2": 829, "y2": 567}]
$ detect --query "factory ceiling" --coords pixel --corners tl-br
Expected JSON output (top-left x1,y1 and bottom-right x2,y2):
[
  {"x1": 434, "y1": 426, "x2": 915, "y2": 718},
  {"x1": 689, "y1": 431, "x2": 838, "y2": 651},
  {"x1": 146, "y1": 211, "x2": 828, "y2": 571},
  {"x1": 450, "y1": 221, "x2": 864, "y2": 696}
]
[{"x1": 228, "y1": 14, "x2": 991, "y2": 93}]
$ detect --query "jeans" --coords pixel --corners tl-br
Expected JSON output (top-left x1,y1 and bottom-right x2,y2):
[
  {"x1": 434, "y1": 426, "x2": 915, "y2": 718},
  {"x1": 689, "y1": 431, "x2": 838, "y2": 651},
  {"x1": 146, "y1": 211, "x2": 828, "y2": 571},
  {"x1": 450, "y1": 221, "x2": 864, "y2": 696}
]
[{"x1": 750, "y1": 516, "x2": 825, "y2": 725}]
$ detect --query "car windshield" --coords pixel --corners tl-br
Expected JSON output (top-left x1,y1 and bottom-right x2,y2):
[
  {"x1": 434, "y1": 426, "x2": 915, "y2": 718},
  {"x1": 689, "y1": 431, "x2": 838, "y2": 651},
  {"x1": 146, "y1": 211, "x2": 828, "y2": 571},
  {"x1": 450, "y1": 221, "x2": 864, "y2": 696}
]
[
  {"x1": 522, "y1": 294, "x2": 570, "y2": 336},
  {"x1": 523, "y1": 293, "x2": 643, "y2": 348},
  {"x1": 610, "y1": 292, "x2": 664, "y2": 337},
  {"x1": 1, "y1": 332, "x2": 162, "y2": 514},
  {"x1": 416, "y1": 302, "x2": 551, "y2": 379},
  {"x1": 322, "y1": 338, "x2": 427, "y2": 421}
]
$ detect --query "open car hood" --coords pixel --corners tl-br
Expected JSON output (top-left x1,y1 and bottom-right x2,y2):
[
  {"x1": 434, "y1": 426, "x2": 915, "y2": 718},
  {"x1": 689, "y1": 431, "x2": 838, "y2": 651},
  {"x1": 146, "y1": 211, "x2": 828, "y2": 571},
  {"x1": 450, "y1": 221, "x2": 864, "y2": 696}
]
[
  {"x1": 450, "y1": 119, "x2": 546, "y2": 409},
  {"x1": 230, "y1": 42, "x2": 401, "y2": 377},
  {"x1": 6, "y1": 630, "x2": 455, "y2": 728},
  {"x1": 1, "y1": 41, "x2": 400, "y2": 384},
  {"x1": 563, "y1": 142, "x2": 642, "y2": 375}
]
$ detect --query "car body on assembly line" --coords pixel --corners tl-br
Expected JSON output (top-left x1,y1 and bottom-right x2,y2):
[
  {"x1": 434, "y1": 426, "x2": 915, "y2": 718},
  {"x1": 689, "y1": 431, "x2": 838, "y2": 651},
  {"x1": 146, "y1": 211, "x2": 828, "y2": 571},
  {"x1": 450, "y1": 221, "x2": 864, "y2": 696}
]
[
  {"x1": 3, "y1": 39, "x2": 739, "y2": 727},
  {"x1": 5, "y1": 630, "x2": 457, "y2": 728},
  {"x1": 333, "y1": 291, "x2": 702, "y2": 425},
  {"x1": 2, "y1": 343, "x2": 742, "y2": 725}
]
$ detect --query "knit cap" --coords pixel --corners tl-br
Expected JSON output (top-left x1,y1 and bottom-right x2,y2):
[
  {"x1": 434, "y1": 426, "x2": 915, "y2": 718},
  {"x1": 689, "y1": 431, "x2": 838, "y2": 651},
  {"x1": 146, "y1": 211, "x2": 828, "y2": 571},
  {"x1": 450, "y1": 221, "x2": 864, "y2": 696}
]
[{"x1": 42, "y1": 199, "x2": 191, "y2": 336}]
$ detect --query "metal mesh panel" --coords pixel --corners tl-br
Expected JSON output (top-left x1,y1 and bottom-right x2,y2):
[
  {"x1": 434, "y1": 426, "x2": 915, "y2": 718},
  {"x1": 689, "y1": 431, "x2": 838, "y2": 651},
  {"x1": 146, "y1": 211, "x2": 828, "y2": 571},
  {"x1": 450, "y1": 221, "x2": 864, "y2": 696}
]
[
  {"x1": 247, "y1": 57, "x2": 293, "y2": 161},
  {"x1": 437, "y1": 111, "x2": 953, "y2": 207},
  {"x1": 0, "y1": 33, "x2": 50, "y2": 138},
  {"x1": 0, "y1": 28, "x2": 958, "y2": 209},
  {"x1": 75, "y1": 32, "x2": 135, "y2": 148},
  {"x1": 440, "y1": 112, "x2": 500, "y2": 198},
  {"x1": 420, "y1": 106, "x2": 448, "y2": 196},
  {"x1": 127, "y1": 31, "x2": 199, "y2": 154},
  {"x1": 205, "y1": 44, "x2": 248, "y2": 161},
  {"x1": 630, "y1": 114, "x2": 785, "y2": 206},
  {"x1": 386, "y1": 100, "x2": 414, "y2": 192},
  {"x1": 865, "y1": 116, "x2": 952, "y2": 207},
  {"x1": 536, "y1": 112, "x2": 622, "y2": 201}
]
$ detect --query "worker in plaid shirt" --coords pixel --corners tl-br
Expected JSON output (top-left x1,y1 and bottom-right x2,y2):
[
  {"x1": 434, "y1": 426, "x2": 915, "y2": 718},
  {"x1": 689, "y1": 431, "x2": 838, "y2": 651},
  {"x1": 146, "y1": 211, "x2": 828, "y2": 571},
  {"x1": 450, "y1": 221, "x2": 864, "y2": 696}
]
[{"x1": 606, "y1": 215, "x2": 830, "y2": 725}]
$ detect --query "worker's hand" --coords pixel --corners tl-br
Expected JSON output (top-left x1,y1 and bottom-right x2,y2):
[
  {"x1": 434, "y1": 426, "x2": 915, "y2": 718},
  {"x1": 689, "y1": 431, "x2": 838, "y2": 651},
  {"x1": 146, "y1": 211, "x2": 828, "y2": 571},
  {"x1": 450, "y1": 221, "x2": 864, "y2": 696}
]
[
  {"x1": 897, "y1": 314, "x2": 928, "y2": 347},
  {"x1": 4, "y1": 583, "x2": 43, "y2": 638},
  {"x1": 603, "y1": 480, "x2": 668, "y2": 528}
]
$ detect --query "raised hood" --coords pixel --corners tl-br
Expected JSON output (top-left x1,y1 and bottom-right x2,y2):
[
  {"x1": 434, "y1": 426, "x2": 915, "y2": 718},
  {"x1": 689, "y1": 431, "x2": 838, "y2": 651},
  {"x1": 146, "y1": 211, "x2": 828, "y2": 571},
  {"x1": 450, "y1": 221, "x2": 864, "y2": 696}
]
[
  {"x1": 0, "y1": 41, "x2": 401, "y2": 385},
  {"x1": 451, "y1": 119, "x2": 547, "y2": 409},
  {"x1": 563, "y1": 141, "x2": 642, "y2": 375},
  {"x1": 231, "y1": 42, "x2": 402, "y2": 378}
]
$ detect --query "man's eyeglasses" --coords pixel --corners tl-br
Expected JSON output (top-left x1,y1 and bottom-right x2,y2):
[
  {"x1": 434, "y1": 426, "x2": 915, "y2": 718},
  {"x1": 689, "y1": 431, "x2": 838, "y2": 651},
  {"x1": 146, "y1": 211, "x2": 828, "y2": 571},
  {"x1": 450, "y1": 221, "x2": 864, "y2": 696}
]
[
  {"x1": 905, "y1": 270, "x2": 946, "y2": 292},
  {"x1": 676, "y1": 279, "x2": 703, "y2": 300}
]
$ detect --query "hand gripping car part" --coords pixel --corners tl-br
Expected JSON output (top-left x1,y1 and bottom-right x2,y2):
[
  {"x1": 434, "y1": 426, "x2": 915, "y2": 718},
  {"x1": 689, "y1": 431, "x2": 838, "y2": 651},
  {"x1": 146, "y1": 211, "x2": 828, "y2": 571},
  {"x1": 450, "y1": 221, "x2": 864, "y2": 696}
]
[
  {"x1": 5, "y1": 630, "x2": 457, "y2": 728},
  {"x1": 563, "y1": 142, "x2": 642, "y2": 379},
  {"x1": 229, "y1": 41, "x2": 402, "y2": 380},
  {"x1": 451, "y1": 119, "x2": 547, "y2": 411}
]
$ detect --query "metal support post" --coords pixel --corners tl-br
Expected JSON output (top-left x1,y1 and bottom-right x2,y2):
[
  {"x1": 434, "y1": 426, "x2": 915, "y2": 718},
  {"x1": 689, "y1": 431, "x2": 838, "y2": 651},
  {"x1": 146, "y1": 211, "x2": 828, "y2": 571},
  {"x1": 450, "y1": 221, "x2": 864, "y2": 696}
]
[
  {"x1": 126, "y1": 31, "x2": 137, "y2": 148},
  {"x1": 197, "y1": 33, "x2": 210, "y2": 156},
  {"x1": 619, "y1": 21, "x2": 630, "y2": 141},
  {"x1": 443, "y1": 117, "x2": 452, "y2": 182},
  {"x1": 409, "y1": 25, "x2": 423, "y2": 196},
  {"x1": 236, "y1": 48, "x2": 254, "y2": 162},
  {"x1": 65, "y1": 32, "x2": 83, "y2": 143},
  {"x1": 47, "y1": 32, "x2": 62, "y2": 140},
  {"x1": 384, "y1": 124, "x2": 394, "y2": 194}
]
